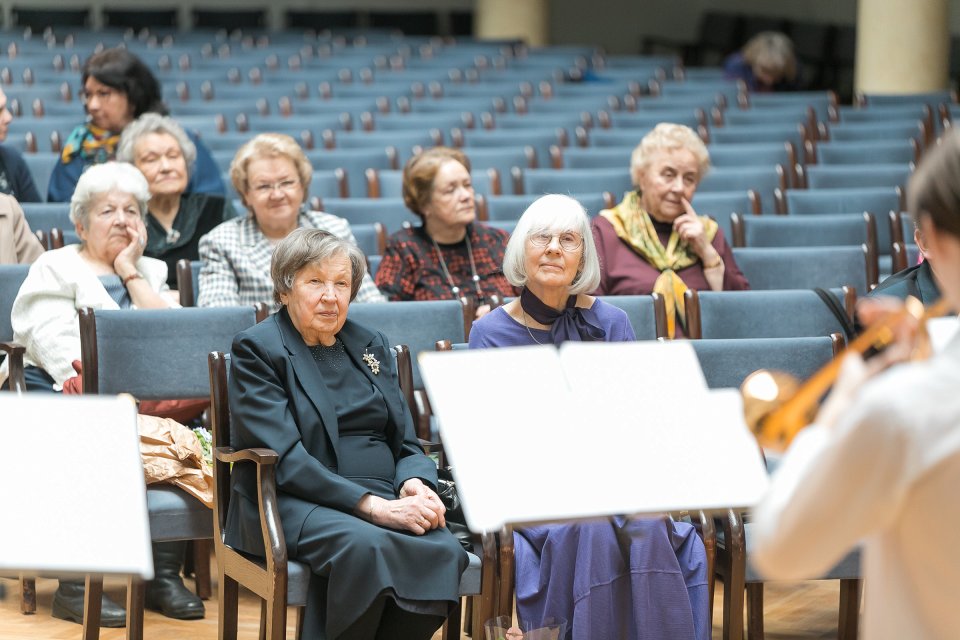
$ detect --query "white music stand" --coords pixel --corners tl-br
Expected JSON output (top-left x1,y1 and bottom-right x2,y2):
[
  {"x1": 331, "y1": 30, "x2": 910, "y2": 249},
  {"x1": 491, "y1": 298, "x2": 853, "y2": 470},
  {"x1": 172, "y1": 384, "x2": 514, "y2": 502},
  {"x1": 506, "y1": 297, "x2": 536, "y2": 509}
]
[
  {"x1": 0, "y1": 394, "x2": 153, "y2": 580},
  {"x1": 420, "y1": 341, "x2": 769, "y2": 532}
]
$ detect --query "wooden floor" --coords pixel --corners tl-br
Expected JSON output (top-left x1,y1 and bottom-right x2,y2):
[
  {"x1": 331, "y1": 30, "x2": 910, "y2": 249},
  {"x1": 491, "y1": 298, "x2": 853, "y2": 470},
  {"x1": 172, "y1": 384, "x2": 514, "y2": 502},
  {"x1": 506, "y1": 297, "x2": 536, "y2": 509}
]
[{"x1": 0, "y1": 575, "x2": 848, "y2": 640}]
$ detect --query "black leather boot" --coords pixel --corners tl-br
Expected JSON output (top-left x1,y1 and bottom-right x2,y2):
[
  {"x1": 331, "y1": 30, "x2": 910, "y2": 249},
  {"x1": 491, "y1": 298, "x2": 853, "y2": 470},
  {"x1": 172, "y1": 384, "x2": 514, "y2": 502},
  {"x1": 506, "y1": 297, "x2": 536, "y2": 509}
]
[
  {"x1": 51, "y1": 579, "x2": 126, "y2": 627},
  {"x1": 144, "y1": 541, "x2": 205, "y2": 620}
]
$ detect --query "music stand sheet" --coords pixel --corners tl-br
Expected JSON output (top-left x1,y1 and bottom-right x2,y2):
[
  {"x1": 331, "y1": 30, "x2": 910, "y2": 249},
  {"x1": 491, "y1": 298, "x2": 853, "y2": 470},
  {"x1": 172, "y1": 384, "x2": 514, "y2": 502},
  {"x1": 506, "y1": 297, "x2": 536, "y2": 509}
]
[
  {"x1": 420, "y1": 341, "x2": 769, "y2": 532},
  {"x1": 0, "y1": 394, "x2": 153, "y2": 579}
]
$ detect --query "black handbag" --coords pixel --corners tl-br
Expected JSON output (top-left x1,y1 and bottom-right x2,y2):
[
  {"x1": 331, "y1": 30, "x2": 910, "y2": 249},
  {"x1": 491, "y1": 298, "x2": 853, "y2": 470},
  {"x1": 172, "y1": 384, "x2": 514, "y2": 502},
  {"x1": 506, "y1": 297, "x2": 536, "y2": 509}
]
[{"x1": 436, "y1": 467, "x2": 473, "y2": 551}]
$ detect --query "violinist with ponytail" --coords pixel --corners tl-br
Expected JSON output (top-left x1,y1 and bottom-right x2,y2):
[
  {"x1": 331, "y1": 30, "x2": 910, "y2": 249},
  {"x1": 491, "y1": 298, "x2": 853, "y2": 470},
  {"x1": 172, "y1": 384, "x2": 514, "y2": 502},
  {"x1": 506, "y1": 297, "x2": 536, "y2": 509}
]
[{"x1": 752, "y1": 132, "x2": 960, "y2": 639}]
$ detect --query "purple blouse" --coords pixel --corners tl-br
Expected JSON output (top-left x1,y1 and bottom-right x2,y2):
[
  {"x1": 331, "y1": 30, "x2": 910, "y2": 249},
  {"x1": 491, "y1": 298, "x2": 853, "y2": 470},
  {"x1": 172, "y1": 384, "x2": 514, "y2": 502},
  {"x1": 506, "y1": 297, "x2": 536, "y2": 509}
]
[{"x1": 468, "y1": 298, "x2": 635, "y2": 347}]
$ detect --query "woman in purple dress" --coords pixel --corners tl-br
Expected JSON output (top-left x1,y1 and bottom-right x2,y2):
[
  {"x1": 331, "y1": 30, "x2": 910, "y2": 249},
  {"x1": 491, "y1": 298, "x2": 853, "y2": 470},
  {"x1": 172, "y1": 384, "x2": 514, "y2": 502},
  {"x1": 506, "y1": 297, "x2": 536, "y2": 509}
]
[{"x1": 469, "y1": 194, "x2": 709, "y2": 640}]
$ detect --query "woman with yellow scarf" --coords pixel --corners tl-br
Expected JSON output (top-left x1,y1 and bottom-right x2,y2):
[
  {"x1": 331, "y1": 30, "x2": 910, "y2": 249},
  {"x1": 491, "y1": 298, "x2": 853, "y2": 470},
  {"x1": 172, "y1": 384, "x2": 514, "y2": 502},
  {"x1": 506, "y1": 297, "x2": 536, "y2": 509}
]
[{"x1": 591, "y1": 123, "x2": 749, "y2": 336}]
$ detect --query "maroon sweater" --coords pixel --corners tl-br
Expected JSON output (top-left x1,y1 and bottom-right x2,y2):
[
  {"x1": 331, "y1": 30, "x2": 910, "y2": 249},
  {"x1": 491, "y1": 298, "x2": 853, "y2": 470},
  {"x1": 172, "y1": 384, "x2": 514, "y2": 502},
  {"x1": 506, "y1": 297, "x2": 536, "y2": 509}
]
[{"x1": 591, "y1": 215, "x2": 750, "y2": 296}]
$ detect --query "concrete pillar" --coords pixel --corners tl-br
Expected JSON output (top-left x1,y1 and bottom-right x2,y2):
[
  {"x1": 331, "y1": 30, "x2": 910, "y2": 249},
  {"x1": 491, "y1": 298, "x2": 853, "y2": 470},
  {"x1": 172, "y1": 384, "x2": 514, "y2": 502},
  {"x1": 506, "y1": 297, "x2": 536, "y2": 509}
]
[
  {"x1": 475, "y1": 0, "x2": 548, "y2": 47},
  {"x1": 855, "y1": 0, "x2": 950, "y2": 93}
]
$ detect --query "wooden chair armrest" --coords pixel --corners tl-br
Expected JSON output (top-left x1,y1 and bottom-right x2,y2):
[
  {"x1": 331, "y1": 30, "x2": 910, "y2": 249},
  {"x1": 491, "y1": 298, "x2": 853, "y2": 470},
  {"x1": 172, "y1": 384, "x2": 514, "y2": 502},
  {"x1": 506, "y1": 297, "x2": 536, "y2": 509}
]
[
  {"x1": 0, "y1": 342, "x2": 26, "y2": 392},
  {"x1": 215, "y1": 446, "x2": 279, "y2": 465}
]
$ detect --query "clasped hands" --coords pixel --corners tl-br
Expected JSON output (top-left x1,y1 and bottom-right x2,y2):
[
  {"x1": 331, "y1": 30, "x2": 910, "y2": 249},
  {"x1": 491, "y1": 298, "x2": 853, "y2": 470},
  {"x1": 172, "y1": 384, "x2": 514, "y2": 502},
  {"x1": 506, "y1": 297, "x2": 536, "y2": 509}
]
[{"x1": 357, "y1": 478, "x2": 446, "y2": 535}]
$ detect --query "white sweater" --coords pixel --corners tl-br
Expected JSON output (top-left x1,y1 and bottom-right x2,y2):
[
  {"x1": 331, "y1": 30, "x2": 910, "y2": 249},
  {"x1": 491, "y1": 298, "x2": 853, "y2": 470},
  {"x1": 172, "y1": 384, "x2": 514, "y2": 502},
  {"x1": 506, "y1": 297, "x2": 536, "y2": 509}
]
[
  {"x1": 751, "y1": 333, "x2": 960, "y2": 639},
  {"x1": 3, "y1": 245, "x2": 171, "y2": 390}
]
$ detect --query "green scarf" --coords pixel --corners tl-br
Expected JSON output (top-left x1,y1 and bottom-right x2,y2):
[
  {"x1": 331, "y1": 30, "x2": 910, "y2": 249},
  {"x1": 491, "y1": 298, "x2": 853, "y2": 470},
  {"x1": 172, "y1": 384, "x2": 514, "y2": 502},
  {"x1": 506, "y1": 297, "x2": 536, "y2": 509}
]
[{"x1": 60, "y1": 123, "x2": 121, "y2": 165}]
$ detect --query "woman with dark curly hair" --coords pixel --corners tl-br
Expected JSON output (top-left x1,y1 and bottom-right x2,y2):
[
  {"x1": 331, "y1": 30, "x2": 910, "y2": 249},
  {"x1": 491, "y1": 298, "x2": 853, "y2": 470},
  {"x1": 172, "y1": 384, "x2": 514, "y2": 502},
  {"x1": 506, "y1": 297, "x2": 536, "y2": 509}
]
[{"x1": 47, "y1": 47, "x2": 223, "y2": 202}]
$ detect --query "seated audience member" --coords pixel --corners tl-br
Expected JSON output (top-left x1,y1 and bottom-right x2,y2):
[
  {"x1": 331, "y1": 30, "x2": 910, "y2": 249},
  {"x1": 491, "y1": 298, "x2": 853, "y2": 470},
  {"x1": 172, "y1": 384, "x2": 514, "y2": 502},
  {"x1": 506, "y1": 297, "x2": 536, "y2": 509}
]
[
  {"x1": 592, "y1": 123, "x2": 748, "y2": 335},
  {"x1": 228, "y1": 227, "x2": 467, "y2": 639},
  {"x1": 868, "y1": 223, "x2": 940, "y2": 304},
  {"x1": 0, "y1": 193, "x2": 43, "y2": 263},
  {"x1": 117, "y1": 113, "x2": 235, "y2": 288},
  {"x1": 752, "y1": 131, "x2": 960, "y2": 640},
  {"x1": 0, "y1": 162, "x2": 208, "y2": 627},
  {"x1": 47, "y1": 47, "x2": 224, "y2": 202},
  {"x1": 375, "y1": 147, "x2": 516, "y2": 318},
  {"x1": 723, "y1": 31, "x2": 801, "y2": 92},
  {"x1": 198, "y1": 133, "x2": 383, "y2": 310},
  {"x1": 0, "y1": 84, "x2": 42, "y2": 202},
  {"x1": 469, "y1": 194, "x2": 709, "y2": 640}
]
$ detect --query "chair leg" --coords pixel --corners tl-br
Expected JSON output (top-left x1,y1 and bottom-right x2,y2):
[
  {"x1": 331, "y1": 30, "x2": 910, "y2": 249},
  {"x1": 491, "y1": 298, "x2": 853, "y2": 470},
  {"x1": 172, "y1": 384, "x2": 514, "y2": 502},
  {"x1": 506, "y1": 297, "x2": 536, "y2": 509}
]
[
  {"x1": 218, "y1": 571, "x2": 239, "y2": 640},
  {"x1": 262, "y1": 593, "x2": 287, "y2": 640},
  {"x1": 192, "y1": 540, "x2": 213, "y2": 600},
  {"x1": 295, "y1": 606, "x2": 305, "y2": 640},
  {"x1": 442, "y1": 598, "x2": 462, "y2": 640},
  {"x1": 463, "y1": 596, "x2": 473, "y2": 636},
  {"x1": 83, "y1": 574, "x2": 103, "y2": 640},
  {"x1": 722, "y1": 575, "x2": 745, "y2": 640},
  {"x1": 746, "y1": 583, "x2": 764, "y2": 640},
  {"x1": 259, "y1": 600, "x2": 267, "y2": 640},
  {"x1": 19, "y1": 576, "x2": 36, "y2": 614},
  {"x1": 838, "y1": 578, "x2": 862, "y2": 640},
  {"x1": 126, "y1": 577, "x2": 145, "y2": 640}
]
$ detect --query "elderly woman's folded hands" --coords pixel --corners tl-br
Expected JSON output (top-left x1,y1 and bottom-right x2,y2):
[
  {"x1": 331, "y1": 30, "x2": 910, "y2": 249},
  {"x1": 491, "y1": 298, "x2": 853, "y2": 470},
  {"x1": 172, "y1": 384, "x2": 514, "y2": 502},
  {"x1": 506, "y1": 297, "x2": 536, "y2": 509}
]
[{"x1": 356, "y1": 478, "x2": 447, "y2": 534}]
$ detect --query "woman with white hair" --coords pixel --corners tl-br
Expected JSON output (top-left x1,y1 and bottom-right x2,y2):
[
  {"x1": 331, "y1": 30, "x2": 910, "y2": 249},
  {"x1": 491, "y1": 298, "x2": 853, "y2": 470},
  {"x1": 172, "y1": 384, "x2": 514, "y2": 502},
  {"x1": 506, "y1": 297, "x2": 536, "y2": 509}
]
[
  {"x1": 592, "y1": 123, "x2": 749, "y2": 336},
  {"x1": 1, "y1": 161, "x2": 178, "y2": 628},
  {"x1": 468, "y1": 195, "x2": 709, "y2": 640},
  {"x1": 117, "y1": 113, "x2": 235, "y2": 288}
]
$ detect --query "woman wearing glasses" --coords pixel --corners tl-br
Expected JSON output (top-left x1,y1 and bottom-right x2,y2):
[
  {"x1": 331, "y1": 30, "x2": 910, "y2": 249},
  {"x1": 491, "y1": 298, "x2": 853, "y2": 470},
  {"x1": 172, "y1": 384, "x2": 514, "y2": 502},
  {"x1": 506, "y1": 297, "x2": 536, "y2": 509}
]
[
  {"x1": 198, "y1": 133, "x2": 384, "y2": 310},
  {"x1": 376, "y1": 147, "x2": 516, "y2": 318},
  {"x1": 592, "y1": 123, "x2": 748, "y2": 336},
  {"x1": 468, "y1": 195, "x2": 709, "y2": 640},
  {"x1": 47, "y1": 47, "x2": 224, "y2": 202}
]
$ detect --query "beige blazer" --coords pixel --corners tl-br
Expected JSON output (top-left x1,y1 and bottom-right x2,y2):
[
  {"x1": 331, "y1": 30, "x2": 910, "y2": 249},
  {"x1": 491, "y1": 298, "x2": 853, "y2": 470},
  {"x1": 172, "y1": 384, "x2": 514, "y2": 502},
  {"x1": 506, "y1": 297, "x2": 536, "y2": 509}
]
[{"x1": 0, "y1": 194, "x2": 44, "y2": 264}]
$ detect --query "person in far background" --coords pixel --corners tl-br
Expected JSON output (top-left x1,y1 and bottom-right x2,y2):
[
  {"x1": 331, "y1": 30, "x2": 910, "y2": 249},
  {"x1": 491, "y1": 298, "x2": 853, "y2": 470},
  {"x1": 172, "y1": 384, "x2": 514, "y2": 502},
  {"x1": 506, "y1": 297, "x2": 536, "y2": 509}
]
[
  {"x1": 47, "y1": 47, "x2": 224, "y2": 202},
  {"x1": 0, "y1": 193, "x2": 44, "y2": 263},
  {"x1": 868, "y1": 222, "x2": 941, "y2": 305},
  {"x1": 0, "y1": 84, "x2": 42, "y2": 202},
  {"x1": 376, "y1": 147, "x2": 516, "y2": 318},
  {"x1": 723, "y1": 31, "x2": 801, "y2": 92},
  {"x1": 117, "y1": 113, "x2": 234, "y2": 288}
]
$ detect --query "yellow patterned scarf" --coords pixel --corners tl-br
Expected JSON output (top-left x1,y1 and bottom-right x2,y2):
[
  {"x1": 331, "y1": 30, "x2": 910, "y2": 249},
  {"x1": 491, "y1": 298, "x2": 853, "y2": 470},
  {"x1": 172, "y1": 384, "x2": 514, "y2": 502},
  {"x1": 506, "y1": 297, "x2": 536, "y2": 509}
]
[{"x1": 601, "y1": 191, "x2": 718, "y2": 336}]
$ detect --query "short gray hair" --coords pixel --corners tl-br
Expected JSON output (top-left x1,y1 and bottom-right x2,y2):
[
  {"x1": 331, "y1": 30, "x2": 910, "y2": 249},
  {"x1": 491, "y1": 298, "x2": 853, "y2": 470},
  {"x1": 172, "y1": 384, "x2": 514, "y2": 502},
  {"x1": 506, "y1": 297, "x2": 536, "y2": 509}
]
[
  {"x1": 630, "y1": 123, "x2": 710, "y2": 187},
  {"x1": 271, "y1": 228, "x2": 366, "y2": 304},
  {"x1": 502, "y1": 194, "x2": 601, "y2": 295},
  {"x1": 115, "y1": 112, "x2": 197, "y2": 176},
  {"x1": 69, "y1": 162, "x2": 151, "y2": 230}
]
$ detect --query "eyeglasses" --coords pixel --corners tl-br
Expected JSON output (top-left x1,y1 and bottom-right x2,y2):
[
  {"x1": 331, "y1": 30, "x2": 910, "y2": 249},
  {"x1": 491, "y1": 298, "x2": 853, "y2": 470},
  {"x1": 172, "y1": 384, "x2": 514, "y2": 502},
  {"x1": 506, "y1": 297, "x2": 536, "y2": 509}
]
[
  {"x1": 529, "y1": 231, "x2": 583, "y2": 252},
  {"x1": 80, "y1": 87, "x2": 120, "y2": 104},
  {"x1": 250, "y1": 179, "x2": 301, "y2": 196}
]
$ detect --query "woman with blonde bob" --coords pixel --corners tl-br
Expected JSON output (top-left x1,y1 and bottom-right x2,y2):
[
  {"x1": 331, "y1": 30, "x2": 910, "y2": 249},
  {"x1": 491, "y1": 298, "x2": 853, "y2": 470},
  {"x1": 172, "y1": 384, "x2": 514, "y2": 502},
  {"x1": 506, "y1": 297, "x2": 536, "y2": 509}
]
[
  {"x1": 469, "y1": 195, "x2": 709, "y2": 640},
  {"x1": 592, "y1": 123, "x2": 748, "y2": 336},
  {"x1": 198, "y1": 132, "x2": 383, "y2": 310}
]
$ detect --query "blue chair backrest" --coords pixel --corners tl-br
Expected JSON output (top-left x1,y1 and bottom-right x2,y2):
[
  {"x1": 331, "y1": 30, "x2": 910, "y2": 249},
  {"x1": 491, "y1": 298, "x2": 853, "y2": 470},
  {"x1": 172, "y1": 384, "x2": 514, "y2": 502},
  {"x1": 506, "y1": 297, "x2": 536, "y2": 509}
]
[
  {"x1": 707, "y1": 142, "x2": 794, "y2": 171},
  {"x1": 347, "y1": 300, "x2": 465, "y2": 388},
  {"x1": 691, "y1": 336, "x2": 836, "y2": 390},
  {"x1": 351, "y1": 223, "x2": 382, "y2": 256},
  {"x1": 22, "y1": 202, "x2": 72, "y2": 234},
  {"x1": 597, "y1": 295, "x2": 662, "y2": 340},
  {"x1": 732, "y1": 246, "x2": 871, "y2": 295},
  {"x1": 693, "y1": 190, "x2": 758, "y2": 233},
  {"x1": 22, "y1": 152, "x2": 58, "y2": 200},
  {"x1": 321, "y1": 197, "x2": 417, "y2": 234},
  {"x1": 696, "y1": 165, "x2": 786, "y2": 214},
  {"x1": 520, "y1": 168, "x2": 631, "y2": 197},
  {"x1": 783, "y1": 186, "x2": 901, "y2": 216},
  {"x1": 0, "y1": 264, "x2": 31, "y2": 342},
  {"x1": 815, "y1": 140, "x2": 918, "y2": 165},
  {"x1": 560, "y1": 147, "x2": 631, "y2": 169},
  {"x1": 804, "y1": 163, "x2": 912, "y2": 190},
  {"x1": 373, "y1": 169, "x2": 499, "y2": 198},
  {"x1": 82, "y1": 307, "x2": 257, "y2": 399},
  {"x1": 307, "y1": 148, "x2": 396, "y2": 199},
  {"x1": 737, "y1": 212, "x2": 874, "y2": 249},
  {"x1": 694, "y1": 289, "x2": 850, "y2": 339}
]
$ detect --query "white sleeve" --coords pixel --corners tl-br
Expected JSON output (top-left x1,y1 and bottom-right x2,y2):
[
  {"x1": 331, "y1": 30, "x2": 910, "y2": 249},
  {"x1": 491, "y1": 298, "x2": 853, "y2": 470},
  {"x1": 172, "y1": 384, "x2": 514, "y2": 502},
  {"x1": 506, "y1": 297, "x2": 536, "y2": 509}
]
[{"x1": 750, "y1": 379, "x2": 913, "y2": 580}]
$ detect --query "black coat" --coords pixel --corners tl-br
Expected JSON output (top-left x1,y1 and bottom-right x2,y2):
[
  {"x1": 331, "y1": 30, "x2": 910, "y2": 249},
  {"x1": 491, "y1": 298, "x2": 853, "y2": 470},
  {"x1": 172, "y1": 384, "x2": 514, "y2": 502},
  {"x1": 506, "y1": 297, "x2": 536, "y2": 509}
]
[{"x1": 224, "y1": 307, "x2": 465, "y2": 638}]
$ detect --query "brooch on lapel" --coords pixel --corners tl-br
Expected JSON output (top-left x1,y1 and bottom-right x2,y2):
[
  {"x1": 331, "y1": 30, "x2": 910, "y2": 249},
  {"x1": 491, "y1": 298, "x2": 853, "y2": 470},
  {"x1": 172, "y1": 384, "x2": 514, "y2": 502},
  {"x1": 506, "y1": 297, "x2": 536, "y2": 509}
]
[{"x1": 362, "y1": 350, "x2": 381, "y2": 375}]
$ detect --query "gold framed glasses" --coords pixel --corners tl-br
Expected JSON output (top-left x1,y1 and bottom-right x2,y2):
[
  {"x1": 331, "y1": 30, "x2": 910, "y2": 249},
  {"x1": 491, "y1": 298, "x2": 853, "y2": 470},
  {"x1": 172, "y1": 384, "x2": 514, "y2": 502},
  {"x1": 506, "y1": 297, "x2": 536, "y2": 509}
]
[{"x1": 528, "y1": 231, "x2": 583, "y2": 252}]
